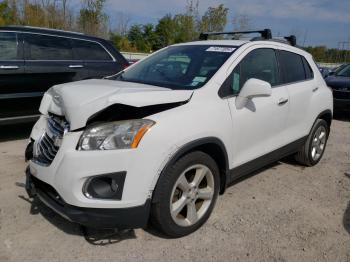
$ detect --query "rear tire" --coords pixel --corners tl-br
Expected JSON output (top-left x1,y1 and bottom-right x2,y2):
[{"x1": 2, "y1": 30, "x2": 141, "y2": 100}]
[
  {"x1": 151, "y1": 151, "x2": 220, "y2": 238},
  {"x1": 295, "y1": 119, "x2": 329, "y2": 166}
]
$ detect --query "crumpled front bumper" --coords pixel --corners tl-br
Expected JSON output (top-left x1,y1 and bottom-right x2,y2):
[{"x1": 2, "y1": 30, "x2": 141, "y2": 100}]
[{"x1": 25, "y1": 167, "x2": 151, "y2": 229}]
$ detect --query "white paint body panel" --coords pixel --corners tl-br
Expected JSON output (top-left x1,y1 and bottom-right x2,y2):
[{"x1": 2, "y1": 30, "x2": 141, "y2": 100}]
[{"x1": 29, "y1": 40, "x2": 333, "y2": 209}]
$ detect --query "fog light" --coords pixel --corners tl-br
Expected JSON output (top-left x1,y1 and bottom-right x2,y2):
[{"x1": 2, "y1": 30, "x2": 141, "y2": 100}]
[{"x1": 83, "y1": 172, "x2": 126, "y2": 200}]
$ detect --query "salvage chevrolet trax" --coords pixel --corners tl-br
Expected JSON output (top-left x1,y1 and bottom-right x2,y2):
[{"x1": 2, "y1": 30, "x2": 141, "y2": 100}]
[{"x1": 25, "y1": 30, "x2": 333, "y2": 237}]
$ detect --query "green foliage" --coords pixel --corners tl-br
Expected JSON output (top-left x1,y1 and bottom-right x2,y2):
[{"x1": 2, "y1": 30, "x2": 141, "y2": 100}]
[
  {"x1": 304, "y1": 46, "x2": 350, "y2": 63},
  {"x1": 200, "y1": 4, "x2": 228, "y2": 33},
  {"x1": 110, "y1": 32, "x2": 137, "y2": 52},
  {"x1": 154, "y1": 14, "x2": 176, "y2": 49},
  {"x1": 0, "y1": 0, "x2": 17, "y2": 26},
  {"x1": 78, "y1": 0, "x2": 108, "y2": 37}
]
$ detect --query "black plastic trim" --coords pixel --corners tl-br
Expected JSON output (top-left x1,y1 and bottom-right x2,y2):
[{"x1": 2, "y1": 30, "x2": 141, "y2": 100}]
[
  {"x1": 228, "y1": 136, "x2": 308, "y2": 184},
  {"x1": 312, "y1": 109, "x2": 333, "y2": 132},
  {"x1": 26, "y1": 169, "x2": 150, "y2": 229},
  {"x1": 83, "y1": 172, "x2": 126, "y2": 200},
  {"x1": 153, "y1": 137, "x2": 230, "y2": 199},
  {"x1": 199, "y1": 29, "x2": 272, "y2": 40},
  {"x1": 334, "y1": 98, "x2": 350, "y2": 109}
]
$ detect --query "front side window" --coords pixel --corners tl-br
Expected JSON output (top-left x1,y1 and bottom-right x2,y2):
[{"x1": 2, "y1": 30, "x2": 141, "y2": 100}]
[
  {"x1": 116, "y1": 45, "x2": 237, "y2": 90},
  {"x1": 25, "y1": 34, "x2": 73, "y2": 60},
  {"x1": 278, "y1": 50, "x2": 306, "y2": 84},
  {"x1": 221, "y1": 48, "x2": 279, "y2": 96},
  {"x1": 0, "y1": 32, "x2": 18, "y2": 60},
  {"x1": 73, "y1": 39, "x2": 112, "y2": 61}
]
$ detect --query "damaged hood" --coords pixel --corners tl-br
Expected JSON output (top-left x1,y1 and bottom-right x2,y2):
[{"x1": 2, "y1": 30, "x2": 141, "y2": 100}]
[{"x1": 39, "y1": 79, "x2": 193, "y2": 130}]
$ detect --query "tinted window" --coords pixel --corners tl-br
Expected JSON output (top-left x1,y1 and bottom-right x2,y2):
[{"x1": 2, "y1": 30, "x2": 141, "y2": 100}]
[
  {"x1": 278, "y1": 50, "x2": 305, "y2": 83},
  {"x1": 224, "y1": 48, "x2": 279, "y2": 96},
  {"x1": 336, "y1": 64, "x2": 350, "y2": 77},
  {"x1": 25, "y1": 34, "x2": 73, "y2": 60},
  {"x1": 302, "y1": 57, "x2": 313, "y2": 79},
  {"x1": 0, "y1": 32, "x2": 18, "y2": 60},
  {"x1": 73, "y1": 39, "x2": 112, "y2": 61}
]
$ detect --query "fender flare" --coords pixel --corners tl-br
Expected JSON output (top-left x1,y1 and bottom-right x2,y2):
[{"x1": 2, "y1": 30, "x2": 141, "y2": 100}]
[{"x1": 152, "y1": 136, "x2": 230, "y2": 203}]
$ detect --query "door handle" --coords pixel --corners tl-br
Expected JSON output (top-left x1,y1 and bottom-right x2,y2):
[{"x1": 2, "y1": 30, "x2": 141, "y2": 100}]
[
  {"x1": 0, "y1": 65, "x2": 19, "y2": 70},
  {"x1": 278, "y1": 97, "x2": 288, "y2": 105},
  {"x1": 312, "y1": 87, "x2": 319, "y2": 92},
  {"x1": 69, "y1": 65, "x2": 84, "y2": 68}
]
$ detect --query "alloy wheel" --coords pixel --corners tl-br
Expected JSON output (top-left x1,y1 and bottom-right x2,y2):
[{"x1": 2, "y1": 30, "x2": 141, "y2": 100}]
[
  {"x1": 170, "y1": 164, "x2": 215, "y2": 227},
  {"x1": 311, "y1": 125, "x2": 327, "y2": 161}
]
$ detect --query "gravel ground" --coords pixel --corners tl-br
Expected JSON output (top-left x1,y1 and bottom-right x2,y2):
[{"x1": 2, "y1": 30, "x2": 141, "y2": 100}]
[{"x1": 0, "y1": 114, "x2": 349, "y2": 262}]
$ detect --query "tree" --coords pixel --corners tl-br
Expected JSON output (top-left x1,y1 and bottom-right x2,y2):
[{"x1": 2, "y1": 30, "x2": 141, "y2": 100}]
[
  {"x1": 0, "y1": 0, "x2": 16, "y2": 26},
  {"x1": 142, "y1": 23, "x2": 157, "y2": 52},
  {"x1": 110, "y1": 32, "x2": 136, "y2": 52},
  {"x1": 21, "y1": 0, "x2": 46, "y2": 27},
  {"x1": 200, "y1": 4, "x2": 228, "y2": 33},
  {"x1": 172, "y1": 0, "x2": 200, "y2": 43},
  {"x1": 128, "y1": 24, "x2": 147, "y2": 51},
  {"x1": 78, "y1": 0, "x2": 108, "y2": 37},
  {"x1": 154, "y1": 14, "x2": 176, "y2": 49}
]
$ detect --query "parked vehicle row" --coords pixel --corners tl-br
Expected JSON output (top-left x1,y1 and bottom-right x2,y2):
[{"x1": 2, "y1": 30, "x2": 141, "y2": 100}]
[
  {"x1": 25, "y1": 29, "x2": 333, "y2": 237},
  {"x1": 0, "y1": 26, "x2": 128, "y2": 123}
]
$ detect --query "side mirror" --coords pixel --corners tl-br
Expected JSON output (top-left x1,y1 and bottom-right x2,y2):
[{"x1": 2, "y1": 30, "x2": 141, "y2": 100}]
[{"x1": 235, "y1": 78, "x2": 272, "y2": 109}]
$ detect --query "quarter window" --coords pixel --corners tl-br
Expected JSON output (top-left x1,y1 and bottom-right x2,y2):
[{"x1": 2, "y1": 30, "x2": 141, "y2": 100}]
[
  {"x1": 25, "y1": 34, "x2": 73, "y2": 60},
  {"x1": 0, "y1": 32, "x2": 18, "y2": 60},
  {"x1": 302, "y1": 57, "x2": 314, "y2": 79},
  {"x1": 72, "y1": 39, "x2": 112, "y2": 61},
  {"x1": 278, "y1": 50, "x2": 306, "y2": 84}
]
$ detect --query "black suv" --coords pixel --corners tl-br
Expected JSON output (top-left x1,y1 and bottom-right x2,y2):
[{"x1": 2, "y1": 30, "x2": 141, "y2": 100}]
[
  {"x1": 0, "y1": 26, "x2": 128, "y2": 124},
  {"x1": 325, "y1": 63, "x2": 350, "y2": 110}
]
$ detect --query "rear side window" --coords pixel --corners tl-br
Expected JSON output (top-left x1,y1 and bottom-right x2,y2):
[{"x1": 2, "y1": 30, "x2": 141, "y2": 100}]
[
  {"x1": 302, "y1": 57, "x2": 314, "y2": 79},
  {"x1": 0, "y1": 32, "x2": 18, "y2": 60},
  {"x1": 278, "y1": 50, "x2": 306, "y2": 84},
  {"x1": 25, "y1": 34, "x2": 73, "y2": 60},
  {"x1": 72, "y1": 39, "x2": 112, "y2": 61}
]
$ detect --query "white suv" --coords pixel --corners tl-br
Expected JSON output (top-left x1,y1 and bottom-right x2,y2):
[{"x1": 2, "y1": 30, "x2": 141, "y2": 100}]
[{"x1": 25, "y1": 30, "x2": 333, "y2": 237}]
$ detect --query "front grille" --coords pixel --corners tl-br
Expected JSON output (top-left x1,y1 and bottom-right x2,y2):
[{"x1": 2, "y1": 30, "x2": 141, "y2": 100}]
[{"x1": 33, "y1": 114, "x2": 69, "y2": 166}]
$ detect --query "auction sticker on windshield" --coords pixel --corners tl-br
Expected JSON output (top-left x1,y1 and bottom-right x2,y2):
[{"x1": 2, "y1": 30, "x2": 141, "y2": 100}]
[{"x1": 206, "y1": 47, "x2": 236, "y2": 52}]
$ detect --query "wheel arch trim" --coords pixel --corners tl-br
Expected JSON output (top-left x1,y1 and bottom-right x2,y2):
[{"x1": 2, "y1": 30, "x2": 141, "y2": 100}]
[
  {"x1": 152, "y1": 137, "x2": 230, "y2": 203},
  {"x1": 311, "y1": 109, "x2": 333, "y2": 134}
]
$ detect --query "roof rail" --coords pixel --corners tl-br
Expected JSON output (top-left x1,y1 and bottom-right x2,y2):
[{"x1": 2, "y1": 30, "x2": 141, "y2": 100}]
[
  {"x1": 253, "y1": 35, "x2": 297, "y2": 46},
  {"x1": 5, "y1": 25, "x2": 84, "y2": 35},
  {"x1": 284, "y1": 35, "x2": 297, "y2": 46},
  {"x1": 199, "y1": 29, "x2": 272, "y2": 40}
]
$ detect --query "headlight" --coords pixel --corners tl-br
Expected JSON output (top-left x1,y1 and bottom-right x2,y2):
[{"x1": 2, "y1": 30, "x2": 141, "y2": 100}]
[{"x1": 78, "y1": 119, "x2": 155, "y2": 150}]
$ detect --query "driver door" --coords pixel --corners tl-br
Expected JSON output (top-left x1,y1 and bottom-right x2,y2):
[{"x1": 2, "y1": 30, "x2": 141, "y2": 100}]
[{"x1": 224, "y1": 48, "x2": 290, "y2": 175}]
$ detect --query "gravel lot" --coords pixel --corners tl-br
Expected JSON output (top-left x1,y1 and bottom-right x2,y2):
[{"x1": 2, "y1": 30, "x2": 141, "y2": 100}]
[{"x1": 0, "y1": 114, "x2": 349, "y2": 262}]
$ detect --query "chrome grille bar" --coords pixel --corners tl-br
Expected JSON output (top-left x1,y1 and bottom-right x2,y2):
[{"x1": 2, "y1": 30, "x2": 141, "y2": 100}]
[{"x1": 33, "y1": 114, "x2": 69, "y2": 166}]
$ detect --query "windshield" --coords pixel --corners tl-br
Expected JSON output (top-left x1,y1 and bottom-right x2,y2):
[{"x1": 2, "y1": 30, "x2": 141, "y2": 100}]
[
  {"x1": 336, "y1": 64, "x2": 350, "y2": 77},
  {"x1": 115, "y1": 45, "x2": 237, "y2": 90}
]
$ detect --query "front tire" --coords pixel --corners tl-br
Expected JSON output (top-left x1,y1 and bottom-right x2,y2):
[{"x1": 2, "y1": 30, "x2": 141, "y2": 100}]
[
  {"x1": 151, "y1": 151, "x2": 220, "y2": 238},
  {"x1": 295, "y1": 119, "x2": 329, "y2": 166}
]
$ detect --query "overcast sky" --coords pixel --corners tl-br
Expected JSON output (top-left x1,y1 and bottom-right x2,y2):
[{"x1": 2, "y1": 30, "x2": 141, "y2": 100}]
[{"x1": 76, "y1": 0, "x2": 350, "y2": 48}]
